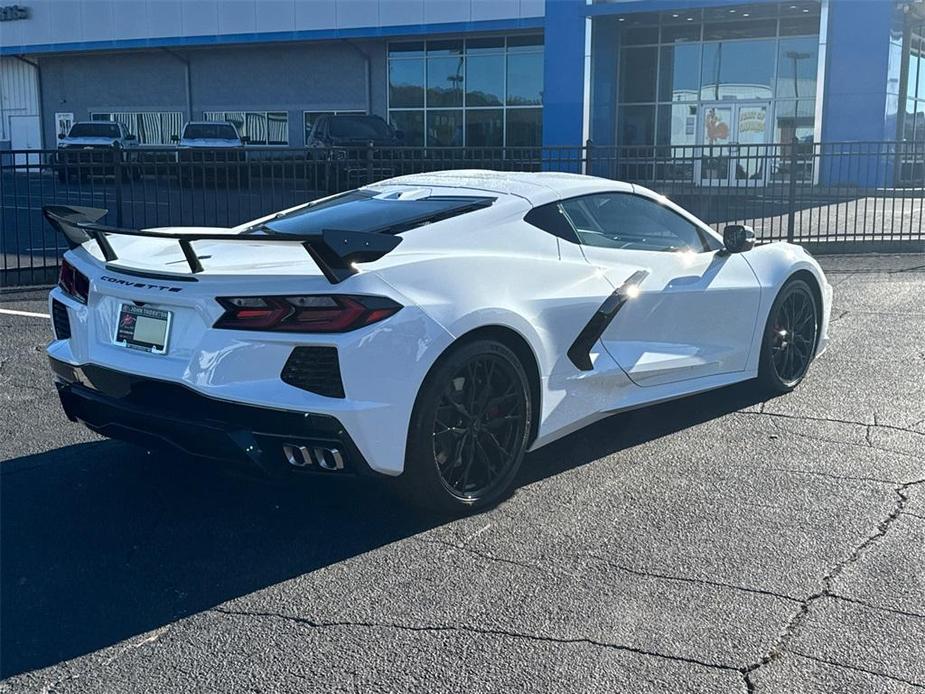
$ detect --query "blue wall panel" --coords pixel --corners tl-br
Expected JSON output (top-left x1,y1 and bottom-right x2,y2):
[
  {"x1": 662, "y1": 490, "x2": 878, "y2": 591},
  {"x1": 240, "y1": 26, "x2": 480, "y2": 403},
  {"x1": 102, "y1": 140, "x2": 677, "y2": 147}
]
[
  {"x1": 542, "y1": 0, "x2": 586, "y2": 147},
  {"x1": 590, "y1": 16, "x2": 620, "y2": 147},
  {"x1": 822, "y1": 0, "x2": 894, "y2": 142}
]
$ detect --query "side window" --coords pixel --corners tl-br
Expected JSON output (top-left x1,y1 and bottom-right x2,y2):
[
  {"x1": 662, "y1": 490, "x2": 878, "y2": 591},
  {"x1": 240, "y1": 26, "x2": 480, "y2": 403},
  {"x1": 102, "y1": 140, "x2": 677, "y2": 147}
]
[
  {"x1": 560, "y1": 193, "x2": 713, "y2": 252},
  {"x1": 524, "y1": 202, "x2": 580, "y2": 243}
]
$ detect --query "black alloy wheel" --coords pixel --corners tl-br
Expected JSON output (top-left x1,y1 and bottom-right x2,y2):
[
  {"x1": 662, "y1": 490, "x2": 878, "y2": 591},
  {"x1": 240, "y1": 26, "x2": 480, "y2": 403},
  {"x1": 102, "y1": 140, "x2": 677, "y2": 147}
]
[
  {"x1": 758, "y1": 278, "x2": 819, "y2": 393},
  {"x1": 401, "y1": 340, "x2": 532, "y2": 513},
  {"x1": 433, "y1": 353, "x2": 528, "y2": 499}
]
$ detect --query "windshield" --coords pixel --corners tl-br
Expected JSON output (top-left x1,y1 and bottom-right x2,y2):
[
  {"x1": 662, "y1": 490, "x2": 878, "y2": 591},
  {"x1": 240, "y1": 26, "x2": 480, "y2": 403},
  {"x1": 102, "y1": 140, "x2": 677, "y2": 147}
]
[
  {"x1": 327, "y1": 116, "x2": 393, "y2": 140},
  {"x1": 250, "y1": 190, "x2": 493, "y2": 236},
  {"x1": 68, "y1": 123, "x2": 121, "y2": 138},
  {"x1": 183, "y1": 124, "x2": 239, "y2": 140}
]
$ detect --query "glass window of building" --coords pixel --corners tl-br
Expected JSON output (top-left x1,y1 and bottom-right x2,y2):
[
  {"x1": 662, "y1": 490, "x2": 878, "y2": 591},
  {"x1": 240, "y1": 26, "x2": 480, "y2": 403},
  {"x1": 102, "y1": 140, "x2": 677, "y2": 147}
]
[
  {"x1": 467, "y1": 54, "x2": 504, "y2": 106},
  {"x1": 700, "y1": 39, "x2": 776, "y2": 101},
  {"x1": 507, "y1": 109, "x2": 542, "y2": 148},
  {"x1": 389, "y1": 59, "x2": 425, "y2": 108},
  {"x1": 612, "y1": 3, "x2": 821, "y2": 152},
  {"x1": 901, "y1": 22, "x2": 925, "y2": 144},
  {"x1": 388, "y1": 35, "x2": 543, "y2": 147},
  {"x1": 91, "y1": 111, "x2": 183, "y2": 145},
  {"x1": 204, "y1": 111, "x2": 289, "y2": 145},
  {"x1": 899, "y1": 21, "x2": 925, "y2": 183}
]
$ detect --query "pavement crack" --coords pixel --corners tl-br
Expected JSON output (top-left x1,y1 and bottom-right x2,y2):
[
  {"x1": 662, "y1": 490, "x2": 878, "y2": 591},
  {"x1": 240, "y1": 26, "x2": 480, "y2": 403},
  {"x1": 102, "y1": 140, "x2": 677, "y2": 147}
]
[
  {"x1": 752, "y1": 414, "x2": 924, "y2": 460},
  {"x1": 765, "y1": 467, "x2": 901, "y2": 486},
  {"x1": 787, "y1": 649, "x2": 925, "y2": 688},
  {"x1": 828, "y1": 593, "x2": 925, "y2": 621},
  {"x1": 413, "y1": 537, "x2": 541, "y2": 572},
  {"x1": 587, "y1": 557, "x2": 802, "y2": 604},
  {"x1": 828, "y1": 271, "x2": 858, "y2": 289},
  {"x1": 740, "y1": 410, "x2": 925, "y2": 438},
  {"x1": 890, "y1": 264, "x2": 925, "y2": 274},
  {"x1": 99, "y1": 628, "x2": 168, "y2": 667},
  {"x1": 40, "y1": 673, "x2": 80, "y2": 694},
  {"x1": 37, "y1": 628, "x2": 168, "y2": 694},
  {"x1": 741, "y1": 477, "x2": 925, "y2": 691},
  {"x1": 210, "y1": 606, "x2": 743, "y2": 677}
]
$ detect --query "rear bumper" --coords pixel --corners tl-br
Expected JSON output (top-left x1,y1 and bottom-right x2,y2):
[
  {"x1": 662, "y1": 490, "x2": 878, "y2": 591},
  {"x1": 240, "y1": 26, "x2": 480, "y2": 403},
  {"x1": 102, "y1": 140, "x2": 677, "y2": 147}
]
[{"x1": 50, "y1": 357, "x2": 378, "y2": 478}]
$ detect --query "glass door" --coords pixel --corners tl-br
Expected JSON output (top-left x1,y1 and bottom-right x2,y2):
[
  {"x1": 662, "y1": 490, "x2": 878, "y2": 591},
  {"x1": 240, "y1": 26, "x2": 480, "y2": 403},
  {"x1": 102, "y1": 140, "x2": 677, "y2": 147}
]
[
  {"x1": 698, "y1": 105, "x2": 734, "y2": 184},
  {"x1": 697, "y1": 102, "x2": 770, "y2": 186},
  {"x1": 732, "y1": 103, "x2": 769, "y2": 184}
]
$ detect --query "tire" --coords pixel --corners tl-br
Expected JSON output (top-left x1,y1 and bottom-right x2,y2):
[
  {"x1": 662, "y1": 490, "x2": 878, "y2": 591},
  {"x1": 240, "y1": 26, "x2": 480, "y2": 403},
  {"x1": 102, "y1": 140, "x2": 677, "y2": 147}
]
[
  {"x1": 398, "y1": 339, "x2": 533, "y2": 514},
  {"x1": 756, "y1": 277, "x2": 819, "y2": 394}
]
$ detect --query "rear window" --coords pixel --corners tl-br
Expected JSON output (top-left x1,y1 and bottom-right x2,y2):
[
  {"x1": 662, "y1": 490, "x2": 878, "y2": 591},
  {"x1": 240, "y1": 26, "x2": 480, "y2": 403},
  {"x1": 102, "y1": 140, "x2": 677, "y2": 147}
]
[
  {"x1": 183, "y1": 123, "x2": 239, "y2": 140},
  {"x1": 249, "y1": 190, "x2": 494, "y2": 236},
  {"x1": 328, "y1": 116, "x2": 393, "y2": 139},
  {"x1": 69, "y1": 123, "x2": 121, "y2": 138}
]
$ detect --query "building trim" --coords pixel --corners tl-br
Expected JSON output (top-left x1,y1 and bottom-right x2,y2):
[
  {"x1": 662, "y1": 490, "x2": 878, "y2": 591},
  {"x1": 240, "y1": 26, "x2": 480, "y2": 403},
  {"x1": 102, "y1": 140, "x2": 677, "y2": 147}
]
[
  {"x1": 583, "y1": 0, "x2": 768, "y2": 18},
  {"x1": 812, "y1": 0, "x2": 828, "y2": 182},
  {"x1": 0, "y1": 16, "x2": 545, "y2": 57}
]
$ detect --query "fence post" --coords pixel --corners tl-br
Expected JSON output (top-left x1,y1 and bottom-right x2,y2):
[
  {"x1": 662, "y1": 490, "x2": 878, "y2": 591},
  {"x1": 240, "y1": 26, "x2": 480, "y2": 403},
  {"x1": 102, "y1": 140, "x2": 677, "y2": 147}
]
[
  {"x1": 584, "y1": 139, "x2": 593, "y2": 176},
  {"x1": 113, "y1": 148, "x2": 124, "y2": 228},
  {"x1": 786, "y1": 137, "x2": 798, "y2": 243}
]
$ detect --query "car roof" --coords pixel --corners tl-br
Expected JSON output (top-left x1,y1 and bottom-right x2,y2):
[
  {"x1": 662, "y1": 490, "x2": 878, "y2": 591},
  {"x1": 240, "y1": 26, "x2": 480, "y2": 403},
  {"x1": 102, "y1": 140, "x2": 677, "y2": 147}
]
[{"x1": 371, "y1": 170, "x2": 633, "y2": 206}]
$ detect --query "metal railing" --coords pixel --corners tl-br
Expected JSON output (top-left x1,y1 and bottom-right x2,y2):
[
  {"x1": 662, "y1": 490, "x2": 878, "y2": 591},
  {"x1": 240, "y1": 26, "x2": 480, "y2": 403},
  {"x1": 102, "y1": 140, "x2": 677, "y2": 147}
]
[{"x1": 1, "y1": 141, "x2": 922, "y2": 287}]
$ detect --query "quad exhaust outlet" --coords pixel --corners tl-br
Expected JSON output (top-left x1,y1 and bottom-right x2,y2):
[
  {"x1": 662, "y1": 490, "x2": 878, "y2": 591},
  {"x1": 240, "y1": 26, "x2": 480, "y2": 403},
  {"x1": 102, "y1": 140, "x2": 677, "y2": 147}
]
[{"x1": 283, "y1": 444, "x2": 345, "y2": 471}]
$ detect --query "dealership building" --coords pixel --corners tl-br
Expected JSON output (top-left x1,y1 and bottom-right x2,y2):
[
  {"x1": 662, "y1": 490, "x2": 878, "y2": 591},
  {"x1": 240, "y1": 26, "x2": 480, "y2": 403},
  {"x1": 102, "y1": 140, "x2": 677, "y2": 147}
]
[{"x1": 1, "y1": 0, "x2": 924, "y2": 169}]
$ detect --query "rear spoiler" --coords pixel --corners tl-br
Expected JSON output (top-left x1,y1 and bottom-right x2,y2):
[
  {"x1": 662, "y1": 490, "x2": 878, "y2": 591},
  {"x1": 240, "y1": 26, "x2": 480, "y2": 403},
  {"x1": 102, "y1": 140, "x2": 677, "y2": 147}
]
[{"x1": 42, "y1": 205, "x2": 401, "y2": 284}]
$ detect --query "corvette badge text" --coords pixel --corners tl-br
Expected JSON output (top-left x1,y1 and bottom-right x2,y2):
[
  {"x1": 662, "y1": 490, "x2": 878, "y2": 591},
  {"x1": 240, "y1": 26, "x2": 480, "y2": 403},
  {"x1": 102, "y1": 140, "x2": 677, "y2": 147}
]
[{"x1": 100, "y1": 275, "x2": 183, "y2": 293}]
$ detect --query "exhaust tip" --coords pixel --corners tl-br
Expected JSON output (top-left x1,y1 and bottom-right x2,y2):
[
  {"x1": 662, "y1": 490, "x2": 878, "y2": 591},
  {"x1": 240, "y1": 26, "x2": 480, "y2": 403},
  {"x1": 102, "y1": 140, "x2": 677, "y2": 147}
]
[{"x1": 283, "y1": 444, "x2": 345, "y2": 471}]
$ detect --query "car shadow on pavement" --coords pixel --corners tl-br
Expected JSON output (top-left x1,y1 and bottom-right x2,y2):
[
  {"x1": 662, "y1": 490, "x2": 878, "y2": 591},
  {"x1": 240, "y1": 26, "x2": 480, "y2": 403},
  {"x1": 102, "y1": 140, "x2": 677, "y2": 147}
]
[
  {"x1": 0, "y1": 382, "x2": 765, "y2": 679},
  {"x1": 518, "y1": 381, "x2": 766, "y2": 487}
]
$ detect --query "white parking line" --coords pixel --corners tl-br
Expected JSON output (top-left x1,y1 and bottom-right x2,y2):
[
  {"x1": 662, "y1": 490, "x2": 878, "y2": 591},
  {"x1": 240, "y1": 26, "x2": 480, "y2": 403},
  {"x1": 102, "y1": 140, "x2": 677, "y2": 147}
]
[{"x1": 0, "y1": 307, "x2": 50, "y2": 319}]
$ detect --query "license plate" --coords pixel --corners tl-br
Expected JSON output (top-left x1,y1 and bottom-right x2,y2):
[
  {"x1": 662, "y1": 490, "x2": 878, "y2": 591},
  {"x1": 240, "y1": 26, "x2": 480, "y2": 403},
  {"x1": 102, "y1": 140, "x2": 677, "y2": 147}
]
[{"x1": 115, "y1": 304, "x2": 171, "y2": 354}]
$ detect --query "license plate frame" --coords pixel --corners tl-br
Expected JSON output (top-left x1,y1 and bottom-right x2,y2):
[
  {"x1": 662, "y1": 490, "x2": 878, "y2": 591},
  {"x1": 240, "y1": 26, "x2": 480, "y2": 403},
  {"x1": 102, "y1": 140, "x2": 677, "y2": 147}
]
[{"x1": 114, "y1": 304, "x2": 172, "y2": 354}]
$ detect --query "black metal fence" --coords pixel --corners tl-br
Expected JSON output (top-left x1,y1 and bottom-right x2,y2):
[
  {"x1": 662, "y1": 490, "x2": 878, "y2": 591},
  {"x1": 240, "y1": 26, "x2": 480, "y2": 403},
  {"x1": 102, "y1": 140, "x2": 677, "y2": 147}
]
[{"x1": 2, "y1": 141, "x2": 923, "y2": 287}]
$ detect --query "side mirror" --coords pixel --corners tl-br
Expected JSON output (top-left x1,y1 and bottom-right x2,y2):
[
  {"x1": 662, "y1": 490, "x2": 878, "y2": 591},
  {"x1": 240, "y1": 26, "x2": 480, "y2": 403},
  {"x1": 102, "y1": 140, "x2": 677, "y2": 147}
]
[
  {"x1": 58, "y1": 133, "x2": 65, "y2": 140},
  {"x1": 722, "y1": 224, "x2": 755, "y2": 254},
  {"x1": 125, "y1": 133, "x2": 137, "y2": 141},
  {"x1": 240, "y1": 136, "x2": 250, "y2": 144},
  {"x1": 394, "y1": 129, "x2": 405, "y2": 141},
  {"x1": 170, "y1": 134, "x2": 180, "y2": 143}
]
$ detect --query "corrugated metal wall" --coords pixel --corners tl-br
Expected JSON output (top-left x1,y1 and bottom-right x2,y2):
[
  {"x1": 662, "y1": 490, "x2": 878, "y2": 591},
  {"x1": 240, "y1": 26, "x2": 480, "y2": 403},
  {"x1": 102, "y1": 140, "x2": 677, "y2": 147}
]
[{"x1": 0, "y1": 56, "x2": 40, "y2": 143}]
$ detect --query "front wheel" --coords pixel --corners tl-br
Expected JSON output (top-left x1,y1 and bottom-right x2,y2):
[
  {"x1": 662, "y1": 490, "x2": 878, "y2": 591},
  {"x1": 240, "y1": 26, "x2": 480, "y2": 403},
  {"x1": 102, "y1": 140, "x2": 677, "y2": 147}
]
[
  {"x1": 756, "y1": 278, "x2": 819, "y2": 393},
  {"x1": 399, "y1": 340, "x2": 533, "y2": 514}
]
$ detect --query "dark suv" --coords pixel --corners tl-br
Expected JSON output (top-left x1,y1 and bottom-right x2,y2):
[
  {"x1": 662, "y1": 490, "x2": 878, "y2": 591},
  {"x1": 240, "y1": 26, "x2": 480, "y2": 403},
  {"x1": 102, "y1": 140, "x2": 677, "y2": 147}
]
[
  {"x1": 306, "y1": 115, "x2": 403, "y2": 150},
  {"x1": 306, "y1": 115, "x2": 405, "y2": 190}
]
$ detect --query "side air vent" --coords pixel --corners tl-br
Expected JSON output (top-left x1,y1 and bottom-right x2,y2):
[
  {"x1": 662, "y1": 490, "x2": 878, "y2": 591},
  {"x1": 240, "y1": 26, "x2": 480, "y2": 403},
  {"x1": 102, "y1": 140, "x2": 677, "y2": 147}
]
[
  {"x1": 281, "y1": 346, "x2": 345, "y2": 399},
  {"x1": 52, "y1": 299, "x2": 71, "y2": 339}
]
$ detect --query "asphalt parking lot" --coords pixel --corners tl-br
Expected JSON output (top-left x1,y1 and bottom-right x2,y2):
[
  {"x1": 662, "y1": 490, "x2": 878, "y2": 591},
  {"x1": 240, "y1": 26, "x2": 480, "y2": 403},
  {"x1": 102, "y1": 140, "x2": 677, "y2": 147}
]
[{"x1": 1, "y1": 253, "x2": 923, "y2": 693}]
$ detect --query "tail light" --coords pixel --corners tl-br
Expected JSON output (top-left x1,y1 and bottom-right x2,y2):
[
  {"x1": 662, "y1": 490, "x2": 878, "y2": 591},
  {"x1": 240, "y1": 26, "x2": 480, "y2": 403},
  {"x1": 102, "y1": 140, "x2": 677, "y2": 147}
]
[
  {"x1": 58, "y1": 259, "x2": 90, "y2": 304},
  {"x1": 214, "y1": 295, "x2": 401, "y2": 333}
]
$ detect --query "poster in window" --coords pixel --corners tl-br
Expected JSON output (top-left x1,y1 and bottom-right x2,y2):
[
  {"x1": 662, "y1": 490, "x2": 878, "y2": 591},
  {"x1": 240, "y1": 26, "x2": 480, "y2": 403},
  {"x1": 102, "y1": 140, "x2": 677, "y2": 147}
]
[{"x1": 55, "y1": 113, "x2": 74, "y2": 144}]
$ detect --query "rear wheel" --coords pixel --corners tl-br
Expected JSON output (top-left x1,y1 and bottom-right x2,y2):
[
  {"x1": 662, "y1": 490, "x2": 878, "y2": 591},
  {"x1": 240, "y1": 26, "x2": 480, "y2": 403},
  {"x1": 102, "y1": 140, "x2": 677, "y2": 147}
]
[
  {"x1": 757, "y1": 278, "x2": 819, "y2": 393},
  {"x1": 399, "y1": 339, "x2": 532, "y2": 513}
]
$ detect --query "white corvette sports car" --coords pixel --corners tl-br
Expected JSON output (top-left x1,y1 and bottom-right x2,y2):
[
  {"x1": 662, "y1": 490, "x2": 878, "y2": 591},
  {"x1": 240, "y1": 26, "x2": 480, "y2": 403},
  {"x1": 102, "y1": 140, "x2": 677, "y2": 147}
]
[{"x1": 45, "y1": 171, "x2": 832, "y2": 511}]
